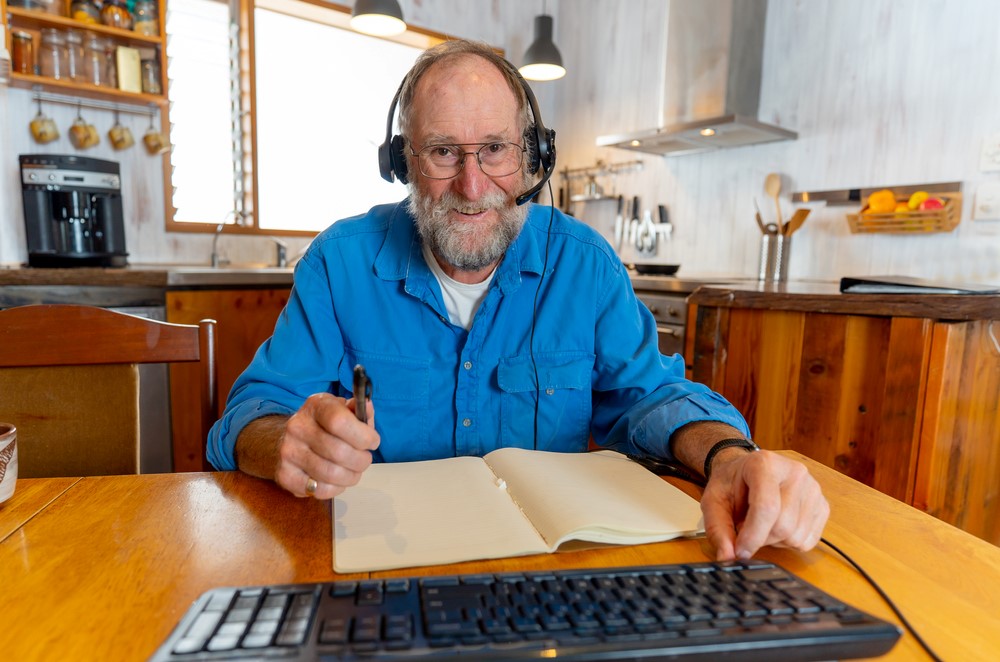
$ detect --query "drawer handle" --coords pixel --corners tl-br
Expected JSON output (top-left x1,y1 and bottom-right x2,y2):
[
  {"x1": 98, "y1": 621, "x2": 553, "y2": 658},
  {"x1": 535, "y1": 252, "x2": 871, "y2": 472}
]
[{"x1": 657, "y1": 326, "x2": 681, "y2": 337}]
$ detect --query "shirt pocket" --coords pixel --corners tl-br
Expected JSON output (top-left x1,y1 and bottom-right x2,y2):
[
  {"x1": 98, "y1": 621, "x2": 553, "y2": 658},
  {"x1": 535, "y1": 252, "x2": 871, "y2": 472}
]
[
  {"x1": 497, "y1": 352, "x2": 594, "y2": 451},
  {"x1": 340, "y1": 352, "x2": 431, "y2": 461}
]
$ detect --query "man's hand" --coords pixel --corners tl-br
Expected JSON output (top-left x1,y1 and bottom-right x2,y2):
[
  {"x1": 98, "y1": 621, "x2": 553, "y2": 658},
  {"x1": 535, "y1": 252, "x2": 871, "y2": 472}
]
[
  {"x1": 235, "y1": 393, "x2": 379, "y2": 500},
  {"x1": 700, "y1": 448, "x2": 829, "y2": 561}
]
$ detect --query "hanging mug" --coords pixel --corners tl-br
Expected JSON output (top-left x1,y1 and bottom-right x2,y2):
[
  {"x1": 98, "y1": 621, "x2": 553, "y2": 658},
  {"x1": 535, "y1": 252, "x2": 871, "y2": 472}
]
[
  {"x1": 142, "y1": 114, "x2": 170, "y2": 155},
  {"x1": 29, "y1": 98, "x2": 60, "y2": 144},
  {"x1": 30, "y1": 111, "x2": 60, "y2": 144},
  {"x1": 108, "y1": 110, "x2": 134, "y2": 150},
  {"x1": 70, "y1": 117, "x2": 100, "y2": 149}
]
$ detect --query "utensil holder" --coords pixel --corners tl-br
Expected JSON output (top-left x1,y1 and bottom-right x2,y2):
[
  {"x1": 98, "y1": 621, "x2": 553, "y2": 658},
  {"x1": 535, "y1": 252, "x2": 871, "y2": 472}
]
[
  {"x1": 758, "y1": 233, "x2": 790, "y2": 282},
  {"x1": 758, "y1": 234, "x2": 773, "y2": 281},
  {"x1": 772, "y1": 234, "x2": 790, "y2": 282}
]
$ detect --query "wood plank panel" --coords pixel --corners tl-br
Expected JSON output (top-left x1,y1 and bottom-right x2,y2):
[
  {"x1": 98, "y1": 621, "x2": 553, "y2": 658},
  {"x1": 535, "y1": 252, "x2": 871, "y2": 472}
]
[
  {"x1": 167, "y1": 289, "x2": 290, "y2": 471},
  {"x1": 872, "y1": 317, "x2": 930, "y2": 501},
  {"x1": 915, "y1": 320, "x2": 1000, "y2": 544}
]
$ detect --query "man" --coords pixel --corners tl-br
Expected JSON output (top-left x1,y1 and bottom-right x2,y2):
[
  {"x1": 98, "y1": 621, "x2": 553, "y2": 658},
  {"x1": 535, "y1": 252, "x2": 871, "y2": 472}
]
[{"x1": 207, "y1": 39, "x2": 828, "y2": 562}]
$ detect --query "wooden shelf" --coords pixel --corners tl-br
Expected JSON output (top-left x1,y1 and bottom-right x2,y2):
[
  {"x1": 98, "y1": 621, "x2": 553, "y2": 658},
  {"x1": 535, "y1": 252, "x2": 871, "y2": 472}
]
[
  {"x1": 7, "y1": 7, "x2": 164, "y2": 47},
  {"x1": 4, "y1": 5, "x2": 167, "y2": 106},
  {"x1": 8, "y1": 71, "x2": 167, "y2": 106}
]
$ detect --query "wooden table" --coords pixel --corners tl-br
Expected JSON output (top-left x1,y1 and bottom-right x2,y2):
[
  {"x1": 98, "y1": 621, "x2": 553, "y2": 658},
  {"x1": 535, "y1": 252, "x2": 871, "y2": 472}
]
[{"x1": 0, "y1": 452, "x2": 998, "y2": 660}]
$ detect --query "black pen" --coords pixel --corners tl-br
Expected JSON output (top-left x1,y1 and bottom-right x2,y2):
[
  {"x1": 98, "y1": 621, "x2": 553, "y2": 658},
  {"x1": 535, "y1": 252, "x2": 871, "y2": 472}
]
[{"x1": 353, "y1": 364, "x2": 372, "y2": 424}]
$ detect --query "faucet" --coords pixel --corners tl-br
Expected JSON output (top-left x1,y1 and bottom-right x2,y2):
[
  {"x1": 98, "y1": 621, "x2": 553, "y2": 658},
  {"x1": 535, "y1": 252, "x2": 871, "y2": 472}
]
[
  {"x1": 210, "y1": 222, "x2": 227, "y2": 268},
  {"x1": 270, "y1": 237, "x2": 288, "y2": 268}
]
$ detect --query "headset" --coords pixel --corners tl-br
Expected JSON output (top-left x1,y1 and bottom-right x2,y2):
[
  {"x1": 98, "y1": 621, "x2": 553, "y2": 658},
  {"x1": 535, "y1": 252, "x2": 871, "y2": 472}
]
[{"x1": 377, "y1": 59, "x2": 557, "y2": 206}]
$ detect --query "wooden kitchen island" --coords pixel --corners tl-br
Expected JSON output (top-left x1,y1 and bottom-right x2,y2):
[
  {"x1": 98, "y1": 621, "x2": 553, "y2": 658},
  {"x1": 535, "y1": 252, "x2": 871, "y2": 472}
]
[{"x1": 687, "y1": 281, "x2": 1000, "y2": 545}]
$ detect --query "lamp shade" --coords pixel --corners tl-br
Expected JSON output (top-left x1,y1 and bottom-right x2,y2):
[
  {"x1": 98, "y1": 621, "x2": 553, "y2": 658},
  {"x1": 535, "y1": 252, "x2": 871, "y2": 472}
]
[
  {"x1": 351, "y1": 0, "x2": 407, "y2": 37},
  {"x1": 519, "y1": 14, "x2": 566, "y2": 81}
]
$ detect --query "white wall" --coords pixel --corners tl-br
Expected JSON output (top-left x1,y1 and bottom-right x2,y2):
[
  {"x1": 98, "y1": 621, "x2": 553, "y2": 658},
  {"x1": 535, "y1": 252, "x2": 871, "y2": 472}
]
[
  {"x1": 548, "y1": 0, "x2": 1000, "y2": 283},
  {"x1": 3, "y1": 0, "x2": 999, "y2": 284}
]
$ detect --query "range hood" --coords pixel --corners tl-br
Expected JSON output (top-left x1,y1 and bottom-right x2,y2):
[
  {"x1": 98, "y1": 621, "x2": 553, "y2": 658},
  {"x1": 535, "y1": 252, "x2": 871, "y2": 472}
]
[{"x1": 597, "y1": 0, "x2": 796, "y2": 157}]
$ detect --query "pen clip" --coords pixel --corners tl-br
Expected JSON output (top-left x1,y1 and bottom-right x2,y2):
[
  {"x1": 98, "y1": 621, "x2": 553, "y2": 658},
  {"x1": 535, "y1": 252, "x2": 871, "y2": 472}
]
[{"x1": 353, "y1": 364, "x2": 372, "y2": 424}]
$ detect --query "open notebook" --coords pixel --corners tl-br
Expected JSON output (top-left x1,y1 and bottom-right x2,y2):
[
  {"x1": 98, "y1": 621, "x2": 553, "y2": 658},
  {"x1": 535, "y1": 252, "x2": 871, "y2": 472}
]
[{"x1": 332, "y1": 449, "x2": 704, "y2": 573}]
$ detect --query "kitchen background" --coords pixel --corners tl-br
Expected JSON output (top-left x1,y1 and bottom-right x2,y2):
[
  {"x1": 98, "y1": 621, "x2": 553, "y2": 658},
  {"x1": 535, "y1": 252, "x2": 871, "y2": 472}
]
[{"x1": 1, "y1": 0, "x2": 998, "y2": 283}]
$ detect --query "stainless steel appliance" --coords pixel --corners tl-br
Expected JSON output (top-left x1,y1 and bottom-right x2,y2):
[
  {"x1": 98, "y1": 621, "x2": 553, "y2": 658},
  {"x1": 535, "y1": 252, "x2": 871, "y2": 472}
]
[
  {"x1": 635, "y1": 291, "x2": 688, "y2": 358},
  {"x1": 19, "y1": 154, "x2": 128, "y2": 268}
]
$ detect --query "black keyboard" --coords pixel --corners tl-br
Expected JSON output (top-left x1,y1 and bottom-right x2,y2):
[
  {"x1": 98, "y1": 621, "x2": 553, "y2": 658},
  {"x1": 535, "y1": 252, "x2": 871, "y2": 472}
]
[{"x1": 150, "y1": 560, "x2": 900, "y2": 661}]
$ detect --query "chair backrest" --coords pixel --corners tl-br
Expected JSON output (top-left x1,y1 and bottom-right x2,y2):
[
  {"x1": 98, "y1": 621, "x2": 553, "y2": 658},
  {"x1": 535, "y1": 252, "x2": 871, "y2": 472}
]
[{"x1": 0, "y1": 304, "x2": 217, "y2": 477}]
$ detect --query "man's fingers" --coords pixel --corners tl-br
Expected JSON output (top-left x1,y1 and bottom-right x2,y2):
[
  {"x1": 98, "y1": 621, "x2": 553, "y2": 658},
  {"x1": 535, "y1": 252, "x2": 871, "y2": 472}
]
[{"x1": 701, "y1": 493, "x2": 739, "y2": 561}]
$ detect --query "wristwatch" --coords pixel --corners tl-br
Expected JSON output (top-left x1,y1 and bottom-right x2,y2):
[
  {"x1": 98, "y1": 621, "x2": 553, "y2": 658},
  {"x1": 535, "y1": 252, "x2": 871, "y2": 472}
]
[{"x1": 703, "y1": 438, "x2": 760, "y2": 480}]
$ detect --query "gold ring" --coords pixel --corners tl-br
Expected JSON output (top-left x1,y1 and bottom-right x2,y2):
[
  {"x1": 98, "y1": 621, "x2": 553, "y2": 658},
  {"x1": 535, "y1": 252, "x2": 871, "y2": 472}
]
[{"x1": 305, "y1": 477, "x2": 318, "y2": 496}]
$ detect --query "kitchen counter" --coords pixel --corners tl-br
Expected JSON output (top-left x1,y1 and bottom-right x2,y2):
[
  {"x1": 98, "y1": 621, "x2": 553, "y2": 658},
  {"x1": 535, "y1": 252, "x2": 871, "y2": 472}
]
[
  {"x1": 0, "y1": 265, "x2": 295, "y2": 288},
  {"x1": 688, "y1": 280, "x2": 1000, "y2": 320}
]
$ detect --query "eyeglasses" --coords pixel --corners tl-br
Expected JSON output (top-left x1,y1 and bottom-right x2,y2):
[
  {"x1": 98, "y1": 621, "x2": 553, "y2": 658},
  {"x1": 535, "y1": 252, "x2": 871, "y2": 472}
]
[{"x1": 411, "y1": 142, "x2": 526, "y2": 180}]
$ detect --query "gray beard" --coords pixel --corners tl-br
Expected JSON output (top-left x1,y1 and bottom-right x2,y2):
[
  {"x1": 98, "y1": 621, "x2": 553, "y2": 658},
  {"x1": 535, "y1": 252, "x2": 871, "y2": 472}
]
[{"x1": 407, "y1": 186, "x2": 530, "y2": 272}]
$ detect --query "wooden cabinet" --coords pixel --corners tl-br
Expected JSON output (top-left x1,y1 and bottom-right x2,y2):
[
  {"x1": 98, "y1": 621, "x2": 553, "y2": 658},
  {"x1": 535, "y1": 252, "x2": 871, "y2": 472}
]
[
  {"x1": 2, "y1": 0, "x2": 167, "y2": 105},
  {"x1": 689, "y1": 283, "x2": 1000, "y2": 545},
  {"x1": 166, "y1": 288, "x2": 290, "y2": 471}
]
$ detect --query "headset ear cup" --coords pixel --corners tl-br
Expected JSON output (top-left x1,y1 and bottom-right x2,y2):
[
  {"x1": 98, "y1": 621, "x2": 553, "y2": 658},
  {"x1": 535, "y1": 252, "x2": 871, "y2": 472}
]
[
  {"x1": 541, "y1": 128, "x2": 556, "y2": 173},
  {"x1": 525, "y1": 127, "x2": 541, "y2": 175},
  {"x1": 389, "y1": 134, "x2": 409, "y2": 184}
]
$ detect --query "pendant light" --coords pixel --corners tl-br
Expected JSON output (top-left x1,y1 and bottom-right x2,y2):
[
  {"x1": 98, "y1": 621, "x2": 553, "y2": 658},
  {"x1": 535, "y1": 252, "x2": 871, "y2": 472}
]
[
  {"x1": 351, "y1": 0, "x2": 407, "y2": 37},
  {"x1": 519, "y1": 2, "x2": 565, "y2": 81}
]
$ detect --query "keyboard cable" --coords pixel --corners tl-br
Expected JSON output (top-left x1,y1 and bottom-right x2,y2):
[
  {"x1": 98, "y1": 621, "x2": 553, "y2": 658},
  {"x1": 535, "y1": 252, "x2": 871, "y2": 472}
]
[{"x1": 820, "y1": 537, "x2": 943, "y2": 662}]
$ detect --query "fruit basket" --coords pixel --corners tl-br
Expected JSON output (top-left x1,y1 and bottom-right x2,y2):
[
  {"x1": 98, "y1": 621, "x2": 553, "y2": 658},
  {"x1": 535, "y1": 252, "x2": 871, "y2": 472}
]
[{"x1": 846, "y1": 193, "x2": 961, "y2": 234}]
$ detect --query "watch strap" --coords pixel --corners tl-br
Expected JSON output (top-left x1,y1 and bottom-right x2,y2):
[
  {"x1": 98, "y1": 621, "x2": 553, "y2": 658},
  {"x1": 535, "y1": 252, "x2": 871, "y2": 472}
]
[{"x1": 703, "y1": 438, "x2": 760, "y2": 480}]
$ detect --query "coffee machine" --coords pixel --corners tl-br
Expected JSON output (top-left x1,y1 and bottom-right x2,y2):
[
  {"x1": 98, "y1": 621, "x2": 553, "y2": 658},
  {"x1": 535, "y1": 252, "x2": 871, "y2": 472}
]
[{"x1": 20, "y1": 154, "x2": 129, "y2": 268}]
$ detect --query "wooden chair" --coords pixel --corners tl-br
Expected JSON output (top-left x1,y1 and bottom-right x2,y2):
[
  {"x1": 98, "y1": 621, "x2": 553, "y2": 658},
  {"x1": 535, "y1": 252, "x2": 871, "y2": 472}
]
[{"x1": 0, "y1": 304, "x2": 217, "y2": 478}]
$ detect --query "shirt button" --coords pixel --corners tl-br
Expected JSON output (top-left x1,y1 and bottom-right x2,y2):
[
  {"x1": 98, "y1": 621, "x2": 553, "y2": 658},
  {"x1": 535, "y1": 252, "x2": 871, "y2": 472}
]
[
  {"x1": 545, "y1": 388, "x2": 555, "y2": 395},
  {"x1": 439, "y1": 315, "x2": 447, "y2": 323},
  {"x1": 463, "y1": 361, "x2": 472, "y2": 370},
  {"x1": 462, "y1": 418, "x2": 472, "y2": 427}
]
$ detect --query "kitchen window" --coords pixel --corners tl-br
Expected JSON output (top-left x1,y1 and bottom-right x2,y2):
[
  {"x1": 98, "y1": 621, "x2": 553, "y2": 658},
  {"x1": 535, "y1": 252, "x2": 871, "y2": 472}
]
[{"x1": 164, "y1": 0, "x2": 442, "y2": 235}]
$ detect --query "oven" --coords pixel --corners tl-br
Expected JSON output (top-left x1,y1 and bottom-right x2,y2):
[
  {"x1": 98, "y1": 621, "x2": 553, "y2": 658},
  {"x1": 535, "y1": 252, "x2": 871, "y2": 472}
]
[{"x1": 635, "y1": 291, "x2": 688, "y2": 360}]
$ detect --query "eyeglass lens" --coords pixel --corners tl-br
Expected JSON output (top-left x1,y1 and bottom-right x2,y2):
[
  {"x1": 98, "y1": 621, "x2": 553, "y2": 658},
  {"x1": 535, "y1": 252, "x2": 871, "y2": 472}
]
[{"x1": 417, "y1": 143, "x2": 523, "y2": 179}]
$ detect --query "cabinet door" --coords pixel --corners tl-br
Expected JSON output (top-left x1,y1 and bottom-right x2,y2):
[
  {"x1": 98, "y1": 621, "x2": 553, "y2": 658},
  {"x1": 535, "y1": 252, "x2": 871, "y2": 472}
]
[
  {"x1": 692, "y1": 306, "x2": 931, "y2": 502},
  {"x1": 167, "y1": 289, "x2": 290, "y2": 471}
]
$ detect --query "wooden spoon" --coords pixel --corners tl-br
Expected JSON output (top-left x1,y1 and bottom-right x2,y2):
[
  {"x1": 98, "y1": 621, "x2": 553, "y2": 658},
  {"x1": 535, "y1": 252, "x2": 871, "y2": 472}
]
[
  {"x1": 785, "y1": 208, "x2": 811, "y2": 236},
  {"x1": 765, "y1": 173, "x2": 783, "y2": 233}
]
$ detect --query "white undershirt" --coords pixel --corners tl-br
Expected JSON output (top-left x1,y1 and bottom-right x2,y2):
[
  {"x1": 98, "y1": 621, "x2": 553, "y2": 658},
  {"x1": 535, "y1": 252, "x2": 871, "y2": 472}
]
[{"x1": 422, "y1": 242, "x2": 495, "y2": 330}]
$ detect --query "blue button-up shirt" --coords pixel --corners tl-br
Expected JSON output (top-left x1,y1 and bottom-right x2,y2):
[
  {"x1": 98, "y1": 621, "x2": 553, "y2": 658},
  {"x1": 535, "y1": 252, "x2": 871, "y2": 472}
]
[{"x1": 206, "y1": 201, "x2": 749, "y2": 469}]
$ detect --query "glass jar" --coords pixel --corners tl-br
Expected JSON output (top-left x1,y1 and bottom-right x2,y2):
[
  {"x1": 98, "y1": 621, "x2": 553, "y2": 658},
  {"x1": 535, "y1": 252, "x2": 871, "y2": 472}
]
[
  {"x1": 38, "y1": 28, "x2": 68, "y2": 80},
  {"x1": 102, "y1": 37, "x2": 118, "y2": 88},
  {"x1": 140, "y1": 57, "x2": 161, "y2": 95},
  {"x1": 71, "y1": 0, "x2": 102, "y2": 25},
  {"x1": 65, "y1": 30, "x2": 85, "y2": 82},
  {"x1": 83, "y1": 33, "x2": 106, "y2": 86},
  {"x1": 11, "y1": 31, "x2": 34, "y2": 75},
  {"x1": 133, "y1": 0, "x2": 159, "y2": 36},
  {"x1": 101, "y1": 0, "x2": 133, "y2": 30}
]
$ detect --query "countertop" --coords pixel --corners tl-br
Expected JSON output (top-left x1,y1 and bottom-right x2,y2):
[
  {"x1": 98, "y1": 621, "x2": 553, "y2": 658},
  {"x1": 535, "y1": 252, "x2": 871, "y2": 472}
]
[
  {"x1": 688, "y1": 280, "x2": 1000, "y2": 321},
  {"x1": 0, "y1": 265, "x2": 295, "y2": 288}
]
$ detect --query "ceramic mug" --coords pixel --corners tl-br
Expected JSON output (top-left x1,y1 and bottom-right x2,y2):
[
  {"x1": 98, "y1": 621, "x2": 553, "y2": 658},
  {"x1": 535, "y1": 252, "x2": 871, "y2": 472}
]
[
  {"x1": 109, "y1": 122, "x2": 135, "y2": 150},
  {"x1": 0, "y1": 423, "x2": 17, "y2": 504},
  {"x1": 29, "y1": 112, "x2": 60, "y2": 144},
  {"x1": 70, "y1": 118, "x2": 100, "y2": 149},
  {"x1": 143, "y1": 127, "x2": 170, "y2": 155}
]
